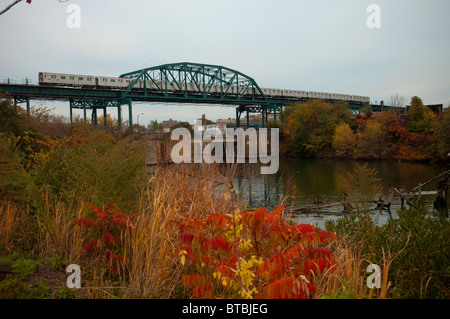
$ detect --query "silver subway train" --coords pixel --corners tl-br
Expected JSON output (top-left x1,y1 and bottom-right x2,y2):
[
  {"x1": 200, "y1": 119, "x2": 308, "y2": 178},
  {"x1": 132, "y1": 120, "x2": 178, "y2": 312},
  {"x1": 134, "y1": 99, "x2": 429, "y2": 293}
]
[{"x1": 38, "y1": 72, "x2": 370, "y2": 104}]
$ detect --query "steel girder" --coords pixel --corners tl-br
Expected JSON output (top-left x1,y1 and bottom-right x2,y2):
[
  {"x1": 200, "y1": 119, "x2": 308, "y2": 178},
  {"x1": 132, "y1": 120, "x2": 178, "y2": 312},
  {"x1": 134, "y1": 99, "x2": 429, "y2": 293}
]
[
  {"x1": 119, "y1": 62, "x2": 268, "y2": 105},
  {"x1": 69, "y1": 98, "x2": 132, "y2": 127}
]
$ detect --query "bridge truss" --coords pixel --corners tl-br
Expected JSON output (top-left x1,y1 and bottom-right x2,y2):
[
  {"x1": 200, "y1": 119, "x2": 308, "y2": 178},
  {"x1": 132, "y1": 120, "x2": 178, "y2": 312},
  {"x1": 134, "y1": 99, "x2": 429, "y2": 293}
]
[{"x1": 0, "y1": 62, "x2": 371, "y2": 128}]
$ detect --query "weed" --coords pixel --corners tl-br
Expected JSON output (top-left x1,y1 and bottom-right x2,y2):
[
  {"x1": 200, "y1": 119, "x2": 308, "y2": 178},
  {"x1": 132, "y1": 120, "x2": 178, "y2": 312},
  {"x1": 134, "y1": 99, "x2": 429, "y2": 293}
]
[{"x1": 12, "y1": 258, "x2": 40, "y2": 280}]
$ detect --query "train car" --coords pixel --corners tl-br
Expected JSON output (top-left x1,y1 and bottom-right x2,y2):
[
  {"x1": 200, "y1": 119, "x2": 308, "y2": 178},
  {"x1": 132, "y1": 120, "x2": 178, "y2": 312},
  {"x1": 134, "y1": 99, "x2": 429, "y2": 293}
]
[
  {"x1": 38, "y1": 72, "x2": 371, "y2": 103},
  {"x1": 39, "y1": 72, "x2": 95, "y2": 87},
  {"x1": 97, "y1": 76, "x2": 131, "y2": 89}
]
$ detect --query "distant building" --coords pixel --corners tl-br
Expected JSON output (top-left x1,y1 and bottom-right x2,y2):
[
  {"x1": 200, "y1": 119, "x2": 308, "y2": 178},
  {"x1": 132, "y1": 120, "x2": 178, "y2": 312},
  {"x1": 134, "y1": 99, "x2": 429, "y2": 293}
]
[
  {"x1": 406, "y1": 104, "x2": 444, "y2": 114},
  {"x1": 162, "y1": 119, "x2": 179, "y2": 133},
  {"x1": 216, "y1": 118, "x2": 236, "y2": 125}
]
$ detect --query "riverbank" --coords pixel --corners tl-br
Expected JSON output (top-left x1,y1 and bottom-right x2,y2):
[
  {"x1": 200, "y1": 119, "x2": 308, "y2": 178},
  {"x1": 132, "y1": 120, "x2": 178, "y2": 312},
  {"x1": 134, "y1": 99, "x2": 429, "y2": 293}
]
[
  {"x1": 277, "y1": 98, "x2": 450, "y2": 163},
  {"x1": 1, "y1": 100, "x2": 448, "y2": 299}
]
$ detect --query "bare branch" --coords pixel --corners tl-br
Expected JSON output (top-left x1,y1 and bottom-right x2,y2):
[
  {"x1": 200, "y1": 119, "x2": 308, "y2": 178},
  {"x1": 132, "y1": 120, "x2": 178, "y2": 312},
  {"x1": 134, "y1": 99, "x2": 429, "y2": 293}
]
[
  {"x1": 0, "y1": 0, "x2": 25, "y2": 16},
  {"x1": 389, "y1": 94, "x2": 407, "y2": 108}
]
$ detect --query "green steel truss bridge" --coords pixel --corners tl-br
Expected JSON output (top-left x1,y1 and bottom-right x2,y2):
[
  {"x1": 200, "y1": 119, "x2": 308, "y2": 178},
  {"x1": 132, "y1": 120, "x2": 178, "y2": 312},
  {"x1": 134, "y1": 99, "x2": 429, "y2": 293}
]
[{"x1": 0, "y1": 62, "x2": 370, "y2": 127}]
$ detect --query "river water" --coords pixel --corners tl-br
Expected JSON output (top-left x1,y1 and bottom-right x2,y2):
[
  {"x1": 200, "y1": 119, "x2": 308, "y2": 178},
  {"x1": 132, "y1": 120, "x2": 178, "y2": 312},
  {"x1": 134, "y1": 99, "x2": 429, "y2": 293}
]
[{"x1": 233, "y1": 159, "x2": 447, "y2": 229}]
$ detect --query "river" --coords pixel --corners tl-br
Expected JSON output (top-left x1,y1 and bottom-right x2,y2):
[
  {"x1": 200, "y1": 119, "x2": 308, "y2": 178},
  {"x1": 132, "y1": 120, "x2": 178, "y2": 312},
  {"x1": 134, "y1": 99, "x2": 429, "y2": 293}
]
[{"x1": 233, "y1": 158, "x2": 447, "y2": 229}]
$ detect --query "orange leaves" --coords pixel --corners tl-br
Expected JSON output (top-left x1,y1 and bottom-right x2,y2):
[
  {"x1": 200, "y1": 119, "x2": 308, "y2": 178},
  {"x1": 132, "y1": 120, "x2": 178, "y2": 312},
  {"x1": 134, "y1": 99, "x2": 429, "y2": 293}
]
[
  {"x1": 206, "y1": 213, "x2": 232, "y2": 229},
  {"x1": 258, "y1": 277, "x2": 316, "y2": 299},
  {"x1": 257, "y1": 252, "x2": 290, "y2": 282},
  {"x1": 203, "y1": 236, "x2": 231, "y2": 251},
  {"x1": 182, "y1": 275, "x2": 212, "y2": 298},
  {"x1": 172, "y1": 205, "x2": 337, "y2": 299},
  {"x1": 182, "y1": 274, "x2": 211, "y2": 288}
]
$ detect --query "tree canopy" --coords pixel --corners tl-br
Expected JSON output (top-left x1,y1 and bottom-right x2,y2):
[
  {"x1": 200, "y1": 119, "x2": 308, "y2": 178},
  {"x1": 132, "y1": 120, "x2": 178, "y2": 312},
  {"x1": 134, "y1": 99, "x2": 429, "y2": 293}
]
[{"x1": 407, "y1": 96, "x2": 435, "y2": 134}]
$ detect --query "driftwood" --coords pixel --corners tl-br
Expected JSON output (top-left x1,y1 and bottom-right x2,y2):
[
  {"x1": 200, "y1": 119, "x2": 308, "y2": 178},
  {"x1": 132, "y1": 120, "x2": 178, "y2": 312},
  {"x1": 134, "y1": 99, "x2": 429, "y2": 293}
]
[{"x1": 290, "y1": 201, "x2": 350, "y2": 215}]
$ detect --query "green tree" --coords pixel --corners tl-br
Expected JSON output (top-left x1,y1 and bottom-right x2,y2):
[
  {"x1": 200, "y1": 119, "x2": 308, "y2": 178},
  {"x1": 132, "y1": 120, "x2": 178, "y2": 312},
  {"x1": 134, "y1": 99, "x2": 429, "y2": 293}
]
[
  {"x1": 147, "y1": 120, "x2": 162, "y2": 133},
  {"x1": 286, "y1": 100, "x2": 351, "y2": 157},
  {"x1": 407, "y1": 96, "x2": 436, "y2": 134},
  {"x1": 197, "y1": 117, "x2": 215, "y2": 126},
  {"x1": 0, "y1": 98, "x2": 32, "y2": 136},
  {"x1": 171, "y1": 121, "x2": 193, "y2": 134}
]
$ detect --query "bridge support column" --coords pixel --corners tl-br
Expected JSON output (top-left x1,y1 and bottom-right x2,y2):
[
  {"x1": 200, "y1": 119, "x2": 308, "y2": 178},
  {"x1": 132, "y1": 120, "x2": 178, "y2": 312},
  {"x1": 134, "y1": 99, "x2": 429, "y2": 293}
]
[
  {"x1": 69, "y1": 101, "x2": 73, "y2": 123},
  {"x1": 127, "y1": 99, "x2": 133, "y2": 127},
  {"x1": 83, "y1": 100, "x2": 87, "y2": 122},
  {"x1": 26, "y1": 97, "x2": 30, "y2": 114},
  {"x1": 103, "y1": 107, "x2": 107, "y2": 126},
  {"x1": 12, "y1": 96, "x2": 30, "y2": 114},
  {"x1": 91, "y1": 108, "x2": 98, "y2": 126},
  {"x1": 117, "y1": 105, "x2": 122, "y2": 128},
  {"x1": 246, "y1": 109, "x2": 250, "y2": 128},
  {"x1": 261, "y1": 105, "x2": 266, "y2": 127},
  {"x1": 236, "y1": 107, "x2": 241, "y2": 127}
]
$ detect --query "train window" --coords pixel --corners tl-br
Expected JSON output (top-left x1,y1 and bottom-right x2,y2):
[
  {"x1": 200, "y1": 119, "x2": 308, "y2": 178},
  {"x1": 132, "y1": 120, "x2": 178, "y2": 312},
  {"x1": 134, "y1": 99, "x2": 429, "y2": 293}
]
[
  {"x1": 52, "y1": 75, "x2": 56, "y2": 79},
  {"x1": 70, "y1": 76, "x2": 74, "y2": 80},
  {"x1": 79, "y1": 77, "x2": 83, "y2": 81},
  {"x1": 111, "y1": 79, "x2": 116, "y2": 83},
  {"x1": 61, "y1": 76, "x2": 66, "y2": 79}
]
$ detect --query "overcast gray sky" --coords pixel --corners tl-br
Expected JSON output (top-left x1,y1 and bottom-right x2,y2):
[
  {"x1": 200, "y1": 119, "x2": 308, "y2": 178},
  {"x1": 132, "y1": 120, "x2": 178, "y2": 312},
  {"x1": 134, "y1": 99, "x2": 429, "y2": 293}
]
[{"x1": 0, "y1": 0, "x2": 449, "y2": 125}]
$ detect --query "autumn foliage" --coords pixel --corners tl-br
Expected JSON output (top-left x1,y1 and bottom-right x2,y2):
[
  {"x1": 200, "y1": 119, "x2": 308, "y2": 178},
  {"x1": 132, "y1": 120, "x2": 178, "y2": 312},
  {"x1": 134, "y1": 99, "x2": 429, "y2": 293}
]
[
  {"x1": 74, "y1": 202, "x2": 136, "y2": 272},
  {"x1": 171, "y1": 205, "x2": 337, "y2": 299},
  {"x1": 281, "y1": 97, "x2": 448, "y2": 161}
]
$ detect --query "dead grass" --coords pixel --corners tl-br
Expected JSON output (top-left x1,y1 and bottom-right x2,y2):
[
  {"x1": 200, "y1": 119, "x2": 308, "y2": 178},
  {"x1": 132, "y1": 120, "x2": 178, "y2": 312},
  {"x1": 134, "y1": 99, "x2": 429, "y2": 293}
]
[
  {"x1": 122, "y1": 163, "x2": 236, "y2": 298},
  {"x1": 311, "y1": 233, "x2": 403, "y2": 299},
  {"x1": 1, "y1": 161, "x2": 385, "y2": 299},
  {"x1": 0, "y1": 201, "x2": 28, "y2": 251}
]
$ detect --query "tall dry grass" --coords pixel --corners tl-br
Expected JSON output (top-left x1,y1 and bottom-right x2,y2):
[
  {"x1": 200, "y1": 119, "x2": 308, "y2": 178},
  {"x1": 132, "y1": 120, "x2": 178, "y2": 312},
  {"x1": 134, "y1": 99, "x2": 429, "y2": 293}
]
[
  {"x1": 34, "y1": 193, "x2": 88, "y2": 263},
  {"x1": 311, "y1": 234, "x2": 400, "y2": 299},
  {"x1": 1, "y1": 159, "x2": 385, "y2": 299},
  {"x1": 311, "y1": 239, "x2": 369, "y2": 298},
  {"x1": 0, "y1": 201, "x2": 28, "y2": 252},
  {"x1": 122, "y1": 163, "x2": 237, "y2": 298}
]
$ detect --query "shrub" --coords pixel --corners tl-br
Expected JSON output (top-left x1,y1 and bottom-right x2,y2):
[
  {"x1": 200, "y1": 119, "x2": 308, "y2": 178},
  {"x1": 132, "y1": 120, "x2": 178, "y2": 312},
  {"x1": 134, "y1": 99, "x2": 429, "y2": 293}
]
[
  {"x1": 171, "y1": 205, "x2": 337, "y2": 299},
  {"x1": 74, "y1": 202, "x2": 137, "y2": 273},
  {"x1": 325, "y1": 205, "x2": 450, "y2": 298}
]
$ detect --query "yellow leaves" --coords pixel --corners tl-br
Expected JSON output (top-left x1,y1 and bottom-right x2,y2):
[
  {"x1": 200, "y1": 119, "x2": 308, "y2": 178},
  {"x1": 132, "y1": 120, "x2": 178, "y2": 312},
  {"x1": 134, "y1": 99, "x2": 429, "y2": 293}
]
[
  {"x1": 240, "y1": 287, "x2": 258, "y2": 299},
  {"x1": 214, "y1": 272, "x2": 238, "y2": 290},
  {"x1": 179, "y1": 250, "x2": 188, "y2": 266},
  {"x1": 238, "y1": 238, "x2": 253, "y2": 252},
  {"x1": 235, "y1": 256, "x2": 263, "y2": 299},
  {"x1": 224, "y1": 210, "x2": 243, "y2": 243}
]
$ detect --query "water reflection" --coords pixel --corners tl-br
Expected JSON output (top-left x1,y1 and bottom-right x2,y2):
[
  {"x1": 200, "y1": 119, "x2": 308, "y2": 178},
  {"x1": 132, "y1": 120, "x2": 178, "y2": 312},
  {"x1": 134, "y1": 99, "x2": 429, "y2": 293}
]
[{"x1": 233, "y1": 159, "x2": 446, "y2": 228}]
